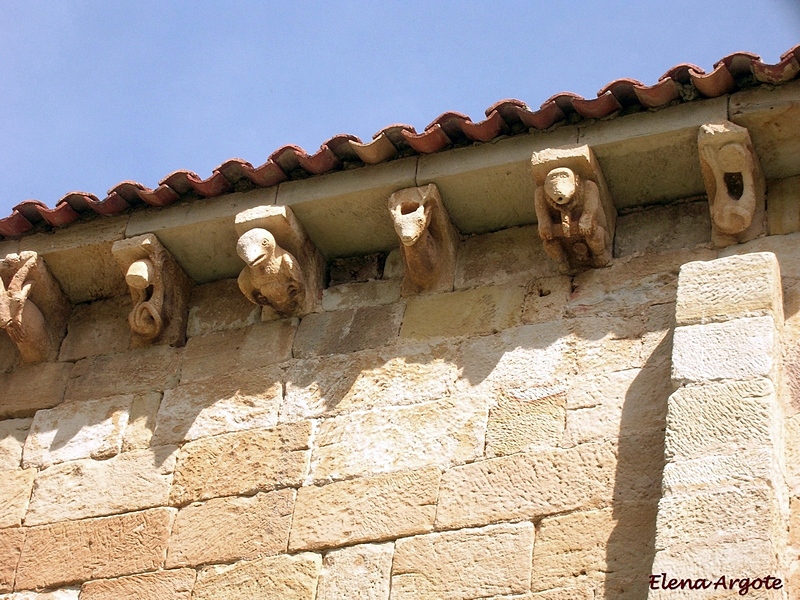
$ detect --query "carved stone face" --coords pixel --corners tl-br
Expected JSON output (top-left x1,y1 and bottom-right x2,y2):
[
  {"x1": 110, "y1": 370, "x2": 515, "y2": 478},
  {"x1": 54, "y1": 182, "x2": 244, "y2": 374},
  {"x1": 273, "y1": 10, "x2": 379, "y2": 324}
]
[
  {"x1": 237, "y1": 228, "x2": 276, "y2": 266},
  {"x1": 390, "y1": 201, "x2": 431, "y2": 247},
  {"x1": 544, "y1": 167, "x2": 577, "y2": 205},
  {"x1": 716, "y1": 142, "x2": 749, "y2": 172}
]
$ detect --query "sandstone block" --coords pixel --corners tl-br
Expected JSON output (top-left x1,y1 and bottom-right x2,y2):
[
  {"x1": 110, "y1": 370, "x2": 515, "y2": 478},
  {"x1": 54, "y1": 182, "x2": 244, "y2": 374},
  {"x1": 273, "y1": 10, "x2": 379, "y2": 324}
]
[
  {"x1": 65, "y1": 346, "x2": 181, "y2": 402},
  {"x1": 614, "y1": 200, "x2": 711, "y2": 258},
  {"x1": 399, "y1": 285, "x2": 524, "y2": 340},
  {"x1": 317, "y1": 543, "x2": 393, "y2": 600},
  {"x1": 309, "y1": 396, "x2": 486, "y2": 483},
  {"x1": 57, "y1": 296, "x2": 131, "y2": 362},
  {"x1": 25, "y1": 446, "x2": 177, "y2": 525},
  {"x1": 193, "y1": 552, "x2": 321, "y2": 600},
  {"x1": 521, "y1": 276, "x2": 570, "y2": 324},
  {"x1": 152, "y1": 366, "x2": 282, "y2": 445},
  {"x1": 180, "y1": 319, "x2": 295, "y2": 383},
  {"x1": 169, "y1": 421, "x2": 311, "y2": 505},
  {"x1": 0, "y1": 469, "x2": 35, "y2": 528},
  {"x1": 531, "y1": 503, "x2": 657, "y2": 593},
  {"x1": 1, "y1": 589, "x2": 80, "y2": 599},
  {"x1": 0, "y1": 418, "x2": 31, "y2": 471},
  {"x1": 322, "y1": 279, "x2": 401, "y2": 311},
  {"x1": 0, "y1": 362, "x2": 70, "y2": 419},
  {"x1": 186, "y1": 278, "x2": 261, "y2": 338},
  {"x1": 455, "y1": 225, "x2": 560, "y2": 290},
  {"x1": 485, "y1": 391, "x2": 565, "y2": 457},
  {"x1": 290, "y1": 468, "x2": 439, "y2": 550},
  {"x1": 567, "y1": 316, "x2": 645, "y2": 373},
  {"x1": 664, "y1": 378, "x2": 777, "y2": 461},
  {"x1": 15, "y1": 507, "x2": 175, "y2": 591},
  {"x1": 22, "y1": 395, "x2": 132, "y2": 469},
  {"x1": 293, "y1": 304, "x2": 403, "y2": 358},
  {"x1": 167, "y1": 488, "x2": 293, "y2": 568},
  {"x1": 767, "y1": 175, "x2": 800, "y2": 235},
  {"x1": 80, "y1": 569, "x2": 195, "y2": 600},
  {"x1": 720, "y1": 231, "x2": 800, "y2": 278},
  {"x1": 391, "y1": 522, "x2": 534, "y2": 600},
  {"x1": 281, "y1": 342, "x2": 458, "y2": 422},
  {"x1": 530, "y1": 589, "x2": 593, "y2": 600},
  {"x1": 661, "y1": 449, "x2": 777, "y2": 496},
  {"x1": 121, "y1": 392, "x2": 161, "y2": 451},
  {"x1": 675, "y1": 253, "x2": 783, "y2": 326},
  {"x1": 0, "y1": 528, "x2": 23, "y2": 592},
  {"x1": 671, "y1": 317, "x2": 777, "y2": 385}
]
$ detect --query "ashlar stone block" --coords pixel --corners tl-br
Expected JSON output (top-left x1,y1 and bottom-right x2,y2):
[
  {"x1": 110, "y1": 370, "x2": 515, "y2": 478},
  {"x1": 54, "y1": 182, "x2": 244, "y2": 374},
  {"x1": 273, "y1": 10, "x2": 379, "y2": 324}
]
[
  {"x1": 485, "y1": 390, "x2": 566, "y2": 457},
  {"x1": 0, "y1": 418, "x2": 31, "y2": 471},
  {"x1": 0, "y1": 362, "x2": 70, "y2": 419},
  {"x1": 80, "y1": 569, "x2": 195, "y2": 600},
  {"x1": 57, "y1": 295, "x2": 132, "y2": 362},
  {"x1": 316, "y1": 543, "x2": 393, "y2": 600},
  {"x1": 186, "y1": 278, "x2": 261, "y2": 338},
  {"x1": 0, "y1": 468, "x2": 35, "y2": 528}
]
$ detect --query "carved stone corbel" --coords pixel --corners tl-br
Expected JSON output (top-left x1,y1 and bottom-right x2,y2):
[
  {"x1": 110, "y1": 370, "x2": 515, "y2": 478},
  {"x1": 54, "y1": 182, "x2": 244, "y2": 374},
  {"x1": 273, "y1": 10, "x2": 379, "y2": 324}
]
[
  {"x1": 234, "y1": 205, "x2": 324, "y2": 318},
  {"x1": 388, "y1": 183, "x2": 460, "y2": 296},
  {"x1": 0, "y1": 251, "x2": 69, "y2": 363},
  {"x1": 698, "y1": 121, "x2": 765, "y2": 247},
  {"x1": 531, "y1": 145, "x2": 617, "y2": 272},
  {"x1": 111, "y1": 234, "x2": 192, "y2": 347}
]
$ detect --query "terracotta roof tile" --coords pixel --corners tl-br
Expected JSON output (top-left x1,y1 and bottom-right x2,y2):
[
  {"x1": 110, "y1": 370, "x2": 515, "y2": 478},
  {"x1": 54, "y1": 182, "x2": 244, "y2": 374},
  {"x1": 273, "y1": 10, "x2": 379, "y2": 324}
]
[{"x1": 2, "y1": 46, "x2": 798, "y2": 240}]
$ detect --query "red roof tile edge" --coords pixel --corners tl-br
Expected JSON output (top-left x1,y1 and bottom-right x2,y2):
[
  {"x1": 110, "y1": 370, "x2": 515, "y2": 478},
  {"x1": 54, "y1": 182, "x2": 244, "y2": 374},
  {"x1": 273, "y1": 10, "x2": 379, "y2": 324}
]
[{"x1": 2, "y1": 45, "x2": 798, "y2": 241}]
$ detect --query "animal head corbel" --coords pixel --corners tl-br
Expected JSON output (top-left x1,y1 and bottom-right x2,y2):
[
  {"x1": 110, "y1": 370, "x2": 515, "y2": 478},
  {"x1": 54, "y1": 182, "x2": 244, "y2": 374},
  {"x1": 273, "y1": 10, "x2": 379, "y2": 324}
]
[
  {"x1": 112, "y1": 234, "x2": 191, "y2": 347},
  {"x1": 387, "y1": 184, "x2": 460, "y2": 296}
]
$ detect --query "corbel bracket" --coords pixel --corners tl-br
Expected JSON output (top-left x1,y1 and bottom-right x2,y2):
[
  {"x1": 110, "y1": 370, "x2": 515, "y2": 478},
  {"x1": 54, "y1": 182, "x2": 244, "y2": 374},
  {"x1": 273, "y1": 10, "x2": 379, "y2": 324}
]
[
  {"x1": 0, "y1": 251, "x2": 69, "y2": 363},
  {"x1": 698, "y1": 121, "x2": 765, "y2": 248},
  {"x1": 111, "y1": 234, "x2": 192, "y2": 347},
  {"x1": 234, "y1": 205, "x2": 324, "y2": 318},
  {"x1": 388, "y1": 183, "x2": 460, "y2": 296},
  {"x1": 531, "y1": 145, "x2": 617, "y2": 272}
]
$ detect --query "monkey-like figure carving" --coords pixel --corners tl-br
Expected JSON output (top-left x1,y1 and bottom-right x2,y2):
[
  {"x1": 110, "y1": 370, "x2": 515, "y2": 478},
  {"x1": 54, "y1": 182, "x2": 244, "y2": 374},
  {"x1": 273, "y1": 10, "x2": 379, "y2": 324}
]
[
  {"x1": 532, "y1": 145, "x2": 616, "y2": 272},
  {"x1": 388, "y1": 184, "x2": 459, "y2": 295},
  {"x1": 237, "y1": 228, "x2": 306, "y2": 317},
  {"x1": 698, "y1": 121, "x2": 765, "y2": 247},
  {"x1": 0, "y1": 251, "x2": 69, "y2": 363}
]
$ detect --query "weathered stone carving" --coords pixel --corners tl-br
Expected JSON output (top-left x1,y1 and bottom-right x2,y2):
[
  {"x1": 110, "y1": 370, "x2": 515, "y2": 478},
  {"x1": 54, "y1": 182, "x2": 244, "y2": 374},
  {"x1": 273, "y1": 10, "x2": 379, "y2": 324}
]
[
  {"x1": 112, "y1": 234, "x2": 192, "y2": 347},
  {"x1": 531, "y1": 145, "x2": 616, "y2": 272},
  {"x1": 698, "y1": 121, "x2": 765, "y2": 247},
  {"x1": 388, "y1": 184, "x2": 460, "y2": 295},
  {"x1": 0, "y1": 251, "x2": 69, "y2": 363},
  {"x1": 235, "y1": 205, "x2": 324, "y2": 318}
]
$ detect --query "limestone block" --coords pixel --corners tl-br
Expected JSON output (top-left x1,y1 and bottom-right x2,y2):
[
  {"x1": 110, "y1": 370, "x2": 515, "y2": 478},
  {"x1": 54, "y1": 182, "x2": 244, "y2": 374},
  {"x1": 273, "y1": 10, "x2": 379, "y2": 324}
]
[
  {"x1": 455, "y1": 225, "x2": 561, "y2": 290},
  {"x1": 671, "y1": 317, "x2": 777, "y2": 385},
  {"x1": 186, "y1": 278, "x2": 261, "y2": 337},
  {"x1": 390, "y1": 522, "x2": 534, "y2": 600},
  {"x1": 0, "y1": 528, "x2": 23, "y2": 592},
  {"x1": 289, "y1": 468, "x2": 439, "y2": 550},
  {"x1": 25, "y1": 446, "x2": 177, "y2": 525},
  {"x1": 152, "y1": 366, "x2": 282, "y2": 445},
  {"x1": 22, "y1": 395, "x2": 132, "y2": 469},
  {"x1": 0, "y1": 362, "x2": 70, "y2": 419},
  {"x1": 661, "y1": 449, "x2": 777, "y2": 496},
  {"x1": 1, "y1": 590, "x2": 80, "y2": 600},
  {"x1": 281, "y1": 343, "x2": 459, "y2": 422},
  {"x1": 180, "y1": 319, "x2": 295, "y2": 383},
  {"x1": 568, "y1": 315, "x2": 645, "y2": 373},
  {"x1": 308, "y1": 395, "x2": 487, "y2": 484},
  {"x1": 720, "y1": 231, "x2": 800, "y2": 278},
  {"x1": 664, "y1": 378, "x2": 777, "y2": 461},
  {"x1": 322, "y1": 279, "x2": 401, "y2": 312},
  {"x1": 531, "y1": 503, "x2": 657, "y2": 593},
  {"x1": 0, "y1": 418, "x2": 31, "y2": 471},
  {"x1": 0, "y1": 468, "x2": 34, "y2": 528},
  {"x1": 121, "y1": 391, "x2": 161, "y2": 451},
  {"x1": 675, "y1": 253, "x2": 783, "y2": 326},
  {"x1": 65, "y1": 345, "x2": 181, "y2": 402},
  {"x1": 521, "y1": 276, "x2": 571, "y2": 325},
  {"x1": 57, "y1": 296, "x2": 131, "y2": 362},
  {"x1": 80, "y1": 569, "x2": 195, "y2": 600},
  {"x1": 169, "y1": 421, "x2": 311, "y2": 505},
  {"x1": 436, "y1": 440, "x2": 653, "y2": 530},
  {"x1": 399, "y1": 285, "x2": 524, "y2": 340},
  {"x1": 193, "y1": 552, "x2": 321, "y2": 600},
  {"x1": 15, "y1": 507, "x2": 175, "y2": 591},
  {"x1": 613, "y1": 200, "x2": 711, "y2": 258},
  {"x1": 767, "y1": 175, "x2": 800, "y2": 235},
  {"x1": 485, "y1": 391, "x2": 565, "y2": 457},
  {"x1": 293, "y1": 304, "x2": 403, "y2": 358},
  {"x1": 316, "y1": 543, "x2": 393, "y2": 600},
  {"x1": 167, "y1": 488, "x2": 294, "y2": 568}
]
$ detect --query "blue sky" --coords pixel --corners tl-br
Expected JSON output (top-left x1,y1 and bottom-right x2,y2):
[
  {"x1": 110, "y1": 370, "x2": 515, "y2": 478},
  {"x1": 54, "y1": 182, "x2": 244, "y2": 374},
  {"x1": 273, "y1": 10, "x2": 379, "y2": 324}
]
[{"x1": 0, "y1": 1, "x2": 798, "y2": 218}]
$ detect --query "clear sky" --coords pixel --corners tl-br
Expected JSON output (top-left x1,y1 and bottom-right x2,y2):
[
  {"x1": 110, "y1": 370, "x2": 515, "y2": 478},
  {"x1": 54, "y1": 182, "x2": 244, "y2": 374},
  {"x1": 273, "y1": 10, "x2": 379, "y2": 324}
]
[{"x1": 0, "y1": 1, "x2": 798, "y2": 218}]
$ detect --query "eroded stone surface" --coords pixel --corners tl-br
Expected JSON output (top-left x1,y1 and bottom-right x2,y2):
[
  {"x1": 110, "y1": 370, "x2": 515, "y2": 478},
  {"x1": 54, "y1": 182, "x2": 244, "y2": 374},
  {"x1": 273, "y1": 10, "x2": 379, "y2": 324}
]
[
  {"x1": 0, "y1": 468, "x2": 35, "y2": 528},
  {"x1": 294, "y1": 304, "x2": 403, "y2": 358},
  {"x1": 80, "y1": 569, "x2": 195, "y2": 600},
  {"x1": 0, "y1": 362, "x2": 70, "y2": 419},
  {"x1": 186, "y1": 278, "x2": 261, "y2": 338},
  {"x1": 0, "y1": 528, "x2": 23, "y2": 592},
  {"x1": 1, "y1": 589, "x2": 80, "y2": 600},
  {"x1": 167, "y1": 488, "x2": 294, "y2": 568},
  {"x1": 485, "y1": 391, "x2": 565, "y2": 457},
  {"x1": 322, "y1": 279, "x2": 401, "y2": 312},
  {"x1": 0, "y1": 418, "x2": 31, "y2": 471},
  {"x1": 290, "y1": 468, "x2": 439, "y2": 550},
  {"x1": 317, "y1": 543, "x2": 393, "y2": 600},
  {"x1": 121, "y1": 392, "x2": 162, "y2": 451},
  {"x1": 614, "y1": 200, "x2": 711, "y2": 258},
  {"x1": 58, "y1": 296, "x2": 131, "y2": 362},
  {"x1": 521, "y1": 276, "x2": 571, "y2": 324}
]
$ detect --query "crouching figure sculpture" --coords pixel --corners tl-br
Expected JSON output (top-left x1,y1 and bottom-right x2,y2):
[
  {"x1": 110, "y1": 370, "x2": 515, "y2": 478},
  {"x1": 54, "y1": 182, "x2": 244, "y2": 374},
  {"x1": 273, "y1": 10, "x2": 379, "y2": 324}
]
[{"x1": 531, "y1": 145, "x2": 616, "y2": 272}]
